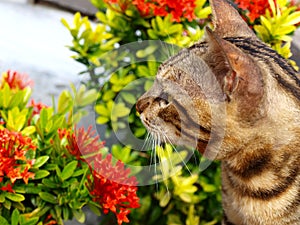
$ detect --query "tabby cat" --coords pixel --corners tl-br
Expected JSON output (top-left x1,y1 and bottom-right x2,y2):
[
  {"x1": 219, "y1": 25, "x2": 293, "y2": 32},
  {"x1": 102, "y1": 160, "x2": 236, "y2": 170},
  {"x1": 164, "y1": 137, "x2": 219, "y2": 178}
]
[{"x1": 135, "y1": 0, "x2": 300, "y2": 224}]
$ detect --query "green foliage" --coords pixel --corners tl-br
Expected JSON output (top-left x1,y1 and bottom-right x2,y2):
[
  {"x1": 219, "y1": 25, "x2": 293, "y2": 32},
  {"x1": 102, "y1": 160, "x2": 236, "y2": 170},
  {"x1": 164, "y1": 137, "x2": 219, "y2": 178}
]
[
  {"x1": 0, "y1": 74, "x2": 100, "y2": 225},
  {"x1": 253, "y1": 0, "x2": 300, "y2": 68}
]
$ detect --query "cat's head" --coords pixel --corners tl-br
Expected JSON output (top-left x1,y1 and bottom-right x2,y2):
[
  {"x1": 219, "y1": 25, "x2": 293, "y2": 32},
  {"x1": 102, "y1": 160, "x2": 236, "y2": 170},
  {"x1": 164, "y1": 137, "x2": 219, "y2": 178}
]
[{"x1": 136, "y1": 0, "x2": 266, "y2": 160}]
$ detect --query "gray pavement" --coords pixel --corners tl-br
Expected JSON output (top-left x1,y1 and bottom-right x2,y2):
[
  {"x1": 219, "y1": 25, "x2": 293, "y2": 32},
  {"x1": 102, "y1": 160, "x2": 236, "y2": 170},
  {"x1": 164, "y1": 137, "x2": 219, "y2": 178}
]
[{"x1": 0, "y1": 0, "x2": 84, "y2": 105}]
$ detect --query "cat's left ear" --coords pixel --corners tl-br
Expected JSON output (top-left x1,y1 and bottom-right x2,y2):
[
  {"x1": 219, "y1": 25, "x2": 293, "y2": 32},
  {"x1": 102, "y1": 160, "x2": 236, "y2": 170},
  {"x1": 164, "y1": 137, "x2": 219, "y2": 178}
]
[{"x1": 205, "y1": 27, "x2": 263, "y2": 101}]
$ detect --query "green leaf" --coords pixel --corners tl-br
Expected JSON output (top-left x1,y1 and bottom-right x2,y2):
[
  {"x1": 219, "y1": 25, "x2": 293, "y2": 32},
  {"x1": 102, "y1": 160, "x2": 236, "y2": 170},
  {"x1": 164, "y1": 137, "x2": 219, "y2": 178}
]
[
  {"x1": 63, "y1": 207, "x2": 71, "y2": 220},
  {"x1": 39, "y1": 192, "x2": 57, "y2": 204},
  {"x1": 87, "y1": 202, "x2": 101, "y2": 216},
  {"x1": 0, "y1": 193, "x2": 5, "y2": 202},
  {"x1": 179, "y1": 193, "x2": 193, "y2": 203},
  {"x1": 102, "y1": 90, "x2": 115, "y2": 101},
  {"x1": 5, "y1": 192, "x2": 25, "y2": 202},
  {"x1": 286, "y1": 11, "x2": 300, "y2": 26},
  {"x1": 33, "y1": 156, "x2": 49, "y2": 168},
  {"x1": 95, "y1": 104, "x2": 110, "y2": 117},
  {"x1": 112, "y1": 102, "x2": 130, "y2": 118},
  {"x1": 7, "y1": 107, "x2": 28, "y2": 131},
  {"x1": 57, "y1": 90, "x2": 73, "y2": 114},
  {"x1": 96, "y1": 116, "x2": 110, "y2": 124},
  {"x1": 121, "y1": 92, "x2": 136, "y2": 104},
  {"x1": 11, "y1": 209, "x2": 20, "y2": 225},
  {"x1": 33, "y1": 170, "x2": 50, "y2": 179},
  {"x1": 159, "y1": 192, "x2": 171, "y2": 207},
  {"x1": 61, "y1": 161, "x2": 78, "y2": 181},
  {"x1": 260, "y1": 16, "x2": 272, "y2": 33},
  {"x1": 72, "y1": 209, "x2": 86, "y2": 223},
  {"x1": 3, "y1": 199, "x2": 11, "y2": 209},
  {"x1": 42, "y1": 178, "x2": 58, "y2": 188},
  {"x1": 21, "y1": 126, "x2": 36, "y2": 136},
  {"x1": 134, "y1": 127, "x2": 146, "y2": 137},
  {"x1": 77, "y1": 89, "x2": 99, "y2": 107},
  {"x1": 0, "y1": 216, "x2": 9, "y2": 225},
  {"x1": 20, "y1": 216, "x2": 39, "y2": 225},
  {"x1": 136, "y1": 45, "x2": 158, "y2": 58},
  {"x1": 61, "y1": 18, "x2": 70, "y2": 30}
]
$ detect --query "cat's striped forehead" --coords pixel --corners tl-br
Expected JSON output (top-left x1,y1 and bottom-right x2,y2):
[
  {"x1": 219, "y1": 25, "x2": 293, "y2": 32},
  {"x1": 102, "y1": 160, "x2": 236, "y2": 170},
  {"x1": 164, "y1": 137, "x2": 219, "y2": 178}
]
[
  {"x1": 157, "y1": 49, "x2": 192, "y2": 80},
  {"x1": 157, "y1": 48, "x2": 207, "y2": 82}
]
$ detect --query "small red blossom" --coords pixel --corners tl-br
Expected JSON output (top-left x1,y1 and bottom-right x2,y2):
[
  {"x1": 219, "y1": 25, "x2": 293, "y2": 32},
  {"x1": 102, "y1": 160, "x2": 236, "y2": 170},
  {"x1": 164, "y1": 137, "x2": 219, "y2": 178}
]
[
  {"x1": 87, "y1": 154, "x2": 140, "y2": 225},
  {"x1": 0, "y1": 183, "x2": 14, "y2": 193},
  {"x1": 29, "y1": 99, "x2": 48, "y2": 116},
  {"x1": 44, "y1": 214, "x2": 58, "y2": 225},
  {"x1": 0, "y1": 128, "x2": 36, "y2": 185},
  {"x1": 133, "y1": 0, "x2": 197, "y2": 22},
  {"x1": 1, "y1": 70, "x2": 34, "y2": 90},
  {"x1": 58, "y1": 126, "x2": 105, "y2": 161},
  {"x1": 234, "y1": 0, "x2": 272, "y2": 22}
]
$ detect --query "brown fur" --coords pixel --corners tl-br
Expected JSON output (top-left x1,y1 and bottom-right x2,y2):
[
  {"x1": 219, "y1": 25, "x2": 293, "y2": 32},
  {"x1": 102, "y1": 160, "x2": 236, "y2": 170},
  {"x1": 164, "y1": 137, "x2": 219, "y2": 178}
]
[{"x1": 136, "y1": 0, "x2": 300, "y2": 224}]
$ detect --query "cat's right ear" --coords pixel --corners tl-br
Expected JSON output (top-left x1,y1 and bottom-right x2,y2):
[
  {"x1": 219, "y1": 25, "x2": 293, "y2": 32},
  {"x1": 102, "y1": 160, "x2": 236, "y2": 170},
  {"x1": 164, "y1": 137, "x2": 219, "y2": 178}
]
[
  {"x1": 209, "y1": 0, "x2": 257, "y2": 39},
  {"x1": 205, "y1": 27, "x2": 264, "y2": 104}
]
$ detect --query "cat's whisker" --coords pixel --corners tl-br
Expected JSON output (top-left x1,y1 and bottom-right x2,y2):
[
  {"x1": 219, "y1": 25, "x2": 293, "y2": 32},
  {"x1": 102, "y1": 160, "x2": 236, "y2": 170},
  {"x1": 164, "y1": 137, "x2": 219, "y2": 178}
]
[
  {"x1": 141, "y1": 132, "x2": 151, "y2": 151},
  {"x1": 161, "y1": 131, "x2": 193, "y2": 176}
]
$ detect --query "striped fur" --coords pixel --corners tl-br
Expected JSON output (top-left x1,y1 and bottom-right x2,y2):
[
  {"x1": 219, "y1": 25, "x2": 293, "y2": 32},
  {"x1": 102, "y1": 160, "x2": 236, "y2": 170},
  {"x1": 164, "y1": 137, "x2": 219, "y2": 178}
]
[{"x1": 136, "y1": 0, "x2": 300, "y2": 224}]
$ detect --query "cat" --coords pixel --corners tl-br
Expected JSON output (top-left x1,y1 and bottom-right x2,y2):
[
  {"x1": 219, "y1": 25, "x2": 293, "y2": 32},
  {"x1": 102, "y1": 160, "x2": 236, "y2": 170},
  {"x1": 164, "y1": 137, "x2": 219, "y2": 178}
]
[{"x1": 135, "y1": 0, "x2": 300, "y2": 224}]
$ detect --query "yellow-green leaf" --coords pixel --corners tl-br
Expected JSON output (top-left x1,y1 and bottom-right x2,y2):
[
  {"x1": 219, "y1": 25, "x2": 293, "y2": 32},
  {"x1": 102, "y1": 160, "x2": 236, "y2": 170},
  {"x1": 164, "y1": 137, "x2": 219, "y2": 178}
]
[
  {"x1": 39, "y1": 192, "x2": 57, "y2": 204},
  {"x1": 61, "y1": 161, "x2": 78, "y2": 181}
]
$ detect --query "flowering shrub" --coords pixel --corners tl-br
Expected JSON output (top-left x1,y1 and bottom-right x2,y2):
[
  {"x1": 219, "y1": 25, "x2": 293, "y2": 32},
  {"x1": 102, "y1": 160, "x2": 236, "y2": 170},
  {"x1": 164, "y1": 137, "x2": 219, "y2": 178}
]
[
  {"x1": 132, "y1": 0, "x2": 197, "y2": 22},
  {"x1": 62, "y1": 0, "x2": 300, "y2": 224},
  {"x1": 234, "y1": 0, "x2": 300, "y2": 63},
  {"x1": 0, "y1": 70, "x2": 140, "y2": 225}
]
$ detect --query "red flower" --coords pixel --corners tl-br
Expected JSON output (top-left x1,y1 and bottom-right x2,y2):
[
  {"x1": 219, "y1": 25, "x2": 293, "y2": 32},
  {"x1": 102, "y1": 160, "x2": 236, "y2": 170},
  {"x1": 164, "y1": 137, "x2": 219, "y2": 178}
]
[
  {"x1": 0, "y1": 183, "x2": 14, "y2": 193},
  {"x1": 58, "y1": 126, "x2": 105, "y2": 161},
  {"x1": 234, "y1": 0, "x2": 272, "y2": 22},
  {"x1": 87, "y1": 154, "x2": 140, "y2": 225},
  {"x1": 1, "y1": 70, "x2": 34, "y2": 90},
  {"x1": 44, "y1": 214, "x2": 58, "y2": 225},
  {"x1": 133, "y1": 0, "x2": 197, "y2": 22},
  {"x1": 0, "y1": 128, "x2": 36, "y2": 185},
  {"x1": 29, "y1": 99, "x2": 48, "y2": 116}
]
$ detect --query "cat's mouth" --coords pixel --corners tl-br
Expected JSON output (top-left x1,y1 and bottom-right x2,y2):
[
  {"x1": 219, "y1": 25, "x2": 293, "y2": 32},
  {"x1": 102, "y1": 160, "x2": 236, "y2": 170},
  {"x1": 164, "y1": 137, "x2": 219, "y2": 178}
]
[{"x1": 140, "y1": 114, "x2": 209, "y2": 153}]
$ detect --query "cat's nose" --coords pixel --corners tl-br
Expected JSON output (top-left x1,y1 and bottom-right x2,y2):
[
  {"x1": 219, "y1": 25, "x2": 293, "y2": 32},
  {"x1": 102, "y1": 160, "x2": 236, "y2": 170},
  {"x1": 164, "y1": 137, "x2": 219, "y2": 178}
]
[{"x1": 136, "y1": 97, "x2": 151, "y2": 114}]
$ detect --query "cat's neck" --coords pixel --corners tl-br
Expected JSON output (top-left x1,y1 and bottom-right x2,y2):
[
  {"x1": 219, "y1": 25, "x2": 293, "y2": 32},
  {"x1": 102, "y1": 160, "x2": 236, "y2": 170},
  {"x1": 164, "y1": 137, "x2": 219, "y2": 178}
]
[{"x1": 223, "y1": 134, "x2": 300, "y2": 193}]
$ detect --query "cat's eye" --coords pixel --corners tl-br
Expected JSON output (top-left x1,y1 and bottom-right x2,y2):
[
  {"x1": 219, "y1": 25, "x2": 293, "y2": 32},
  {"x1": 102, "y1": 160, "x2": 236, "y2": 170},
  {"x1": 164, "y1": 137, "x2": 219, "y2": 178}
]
[{"x1": 155, "y1": 92, "x2": 172, "y2": 107}]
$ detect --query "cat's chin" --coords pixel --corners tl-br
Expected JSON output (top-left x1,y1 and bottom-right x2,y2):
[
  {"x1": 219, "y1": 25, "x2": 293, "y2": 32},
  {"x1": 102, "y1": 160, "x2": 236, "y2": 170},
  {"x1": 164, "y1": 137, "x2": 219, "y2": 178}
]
[{"x1": 196, "y1": 141, "x2": 208, "y2": 155}]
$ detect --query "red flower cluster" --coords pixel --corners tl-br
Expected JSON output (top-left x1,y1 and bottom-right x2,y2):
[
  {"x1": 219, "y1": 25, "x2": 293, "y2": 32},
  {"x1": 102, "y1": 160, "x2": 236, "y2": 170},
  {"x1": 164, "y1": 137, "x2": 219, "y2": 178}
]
[
  {"x1": 0, "y1": 128, "x2": 36, "y2": 191},
  {"x1": 133, "y1": 0, "x2": 197, "y2": 22},
  {"x1": 234, "y1": 0, "x2": 272, "y2": 22},
  {"x1": 58, "y1": 126, "x2": 105, "y2": 161},
  {"x1": 1, "y1": 70, "x2": 34, "y2": 90},
  {"x1": 60, "y1": 126, "x2": 140, "y2": 224},
  {"x1": 87, "y1": 154, "x2": 140, "y2": 225}
]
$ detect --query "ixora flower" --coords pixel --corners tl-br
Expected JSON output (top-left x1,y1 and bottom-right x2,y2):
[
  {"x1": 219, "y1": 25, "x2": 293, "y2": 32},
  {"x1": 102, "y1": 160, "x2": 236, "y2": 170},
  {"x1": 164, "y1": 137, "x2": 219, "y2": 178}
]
[
  {"x1": 104, "y1": 0, "x2": 197, "y2": 22},
  {"x1": 28, "y1": 99, "x2": 48, "y2": 116},
  {"x1": 59, "y1": 126, "x2": 140, "y2": 224},
  {"x1": 234, "y1": 0, "x2": 272, "y2": 22},
  {"x1": 0, "y1": 70, "x2": 34, "y2": 90},
  {"x1": 132, "y1": 0, "x2": 197, "y2": 22},
  {"x1": 0, "y1": 128, "x2": 36, "y2": 190},
  {"x1": 87, "y1": 154, "x2": 140, "y2": 225},
  {"x1": 58, "y1": 125, "x2": 105, "y2": 161}
]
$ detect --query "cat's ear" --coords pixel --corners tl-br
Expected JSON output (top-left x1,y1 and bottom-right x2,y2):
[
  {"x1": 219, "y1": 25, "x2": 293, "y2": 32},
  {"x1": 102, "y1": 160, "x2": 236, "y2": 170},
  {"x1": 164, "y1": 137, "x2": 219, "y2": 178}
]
[
  {"x1": 205, "y1": 27, "x2": 263, "y2": 100},
  {"x1": 209, "y1": 0, "x2": 257, "y2": 39}
]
